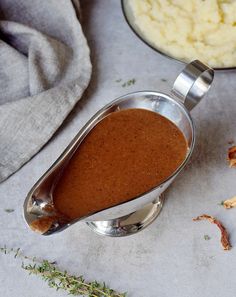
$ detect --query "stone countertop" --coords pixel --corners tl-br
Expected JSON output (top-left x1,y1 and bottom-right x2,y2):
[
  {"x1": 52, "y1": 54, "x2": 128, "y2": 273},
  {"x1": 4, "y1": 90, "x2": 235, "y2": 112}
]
[{"x1": 1, "y1": 1, "x2": 236, "y2": 296}]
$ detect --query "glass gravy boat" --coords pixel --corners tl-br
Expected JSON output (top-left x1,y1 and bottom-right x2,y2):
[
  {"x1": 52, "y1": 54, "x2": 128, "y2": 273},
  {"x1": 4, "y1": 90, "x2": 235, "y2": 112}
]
[{"x1": 24, "y1": 60, "x2": 214, "y2": 237}]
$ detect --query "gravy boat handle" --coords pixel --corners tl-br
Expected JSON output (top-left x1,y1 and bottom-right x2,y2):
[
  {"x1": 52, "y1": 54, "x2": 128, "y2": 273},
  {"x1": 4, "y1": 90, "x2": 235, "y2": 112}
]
[{"x1": 171, "y1": 60, "x2": 214, "y2": 111}]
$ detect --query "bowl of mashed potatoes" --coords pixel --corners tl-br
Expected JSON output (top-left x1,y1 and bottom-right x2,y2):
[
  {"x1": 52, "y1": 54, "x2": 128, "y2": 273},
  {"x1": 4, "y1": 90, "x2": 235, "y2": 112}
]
[{"x1": 122, "y1": 0, "x2": 236, "y2": 69}]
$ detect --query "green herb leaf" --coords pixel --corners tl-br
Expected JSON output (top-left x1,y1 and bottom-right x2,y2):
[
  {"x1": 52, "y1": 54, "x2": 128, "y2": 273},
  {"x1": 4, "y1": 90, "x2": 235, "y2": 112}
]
[
  {"x1": 122, "y1": 79, "x2": 136, "y2": 87},
  {"x1": 204, "y1": 235, "x2": 211, "y2": 240},
  {"x1": 4, "y1": 209, "x2": 15, "y2": 213}
]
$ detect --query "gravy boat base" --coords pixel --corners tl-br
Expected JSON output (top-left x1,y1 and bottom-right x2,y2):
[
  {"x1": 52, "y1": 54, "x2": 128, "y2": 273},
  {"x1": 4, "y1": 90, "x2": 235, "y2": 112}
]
[{"x1": 87, "y1": 195, "x2": 164, "y2": 237}]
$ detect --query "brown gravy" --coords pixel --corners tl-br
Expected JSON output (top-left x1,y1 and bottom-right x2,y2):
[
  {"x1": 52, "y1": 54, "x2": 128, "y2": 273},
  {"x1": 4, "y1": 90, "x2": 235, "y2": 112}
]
[{"x1": 53, "y1": 108, "x2": 188, "y2": 220}]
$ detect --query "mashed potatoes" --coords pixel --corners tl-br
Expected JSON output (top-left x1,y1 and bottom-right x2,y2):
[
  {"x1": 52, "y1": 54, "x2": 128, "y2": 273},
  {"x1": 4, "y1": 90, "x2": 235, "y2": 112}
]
[{"x1": 128, "y1": 0, "x2": 236, "y2": 68}]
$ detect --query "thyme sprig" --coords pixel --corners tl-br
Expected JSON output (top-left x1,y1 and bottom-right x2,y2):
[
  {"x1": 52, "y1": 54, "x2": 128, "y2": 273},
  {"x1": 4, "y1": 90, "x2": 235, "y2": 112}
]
[{"x1": 0, "y1": 246, "x2": 126, "y2": 297}]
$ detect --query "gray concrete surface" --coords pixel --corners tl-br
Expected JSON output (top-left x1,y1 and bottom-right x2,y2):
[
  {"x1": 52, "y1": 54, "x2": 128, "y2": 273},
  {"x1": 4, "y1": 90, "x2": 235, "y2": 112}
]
[{"x1": 1, "y1": 1, "x2": 236, "y2": 296}]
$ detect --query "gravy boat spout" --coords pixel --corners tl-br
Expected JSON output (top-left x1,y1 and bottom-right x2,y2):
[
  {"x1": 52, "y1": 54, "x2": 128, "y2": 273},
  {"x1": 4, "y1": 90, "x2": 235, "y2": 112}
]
[{"x1": 24, "y1": 60, "x2": 214, "y2": 237}]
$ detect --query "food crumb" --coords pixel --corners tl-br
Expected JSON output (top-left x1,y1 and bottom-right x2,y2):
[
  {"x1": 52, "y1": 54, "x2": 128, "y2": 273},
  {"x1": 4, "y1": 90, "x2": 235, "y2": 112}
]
[
  {"x1": 228, "y1": 146, "x2": 236, "y2": 167},
  {"x1": 223, "y1": 196, "x2": 236, "y2": 209},
  {"x1": 204, "y1": 235, "x2": 211, "y2": 240}
]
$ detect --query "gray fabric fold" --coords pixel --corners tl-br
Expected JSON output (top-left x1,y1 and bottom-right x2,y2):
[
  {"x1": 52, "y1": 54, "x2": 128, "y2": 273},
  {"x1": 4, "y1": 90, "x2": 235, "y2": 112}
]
[{"x1": 0, "y1": 0, "x2": 92, "y2": 182}]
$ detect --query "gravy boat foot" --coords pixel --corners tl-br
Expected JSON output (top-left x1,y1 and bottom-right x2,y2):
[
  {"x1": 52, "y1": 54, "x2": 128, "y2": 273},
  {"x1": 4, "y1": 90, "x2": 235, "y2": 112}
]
[{"x1": 86, "y1": 195, "x2": 164, "y2": 237}]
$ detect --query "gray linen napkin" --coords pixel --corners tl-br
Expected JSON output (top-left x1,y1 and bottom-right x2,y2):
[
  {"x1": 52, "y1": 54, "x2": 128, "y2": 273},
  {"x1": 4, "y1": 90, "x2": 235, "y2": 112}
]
[{"x1": 0, "y1": 0, "x2": 92, "y2": 182}]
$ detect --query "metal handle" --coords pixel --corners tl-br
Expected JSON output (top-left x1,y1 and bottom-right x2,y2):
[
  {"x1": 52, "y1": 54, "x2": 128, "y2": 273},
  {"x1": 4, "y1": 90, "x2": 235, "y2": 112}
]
[{"x1": 171, "y1": 60, "x2": 214, "y2": 111}]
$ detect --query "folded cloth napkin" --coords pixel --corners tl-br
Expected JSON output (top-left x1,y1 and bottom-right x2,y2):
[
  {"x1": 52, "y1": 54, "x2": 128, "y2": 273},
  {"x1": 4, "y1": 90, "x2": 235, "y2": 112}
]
[{"x1": 0, "y1": 0, "x2": 92, "y2": 182}]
